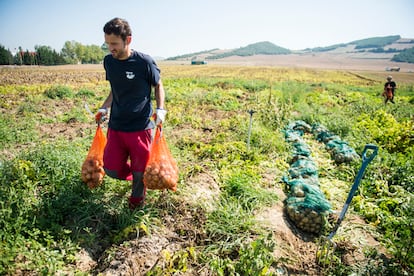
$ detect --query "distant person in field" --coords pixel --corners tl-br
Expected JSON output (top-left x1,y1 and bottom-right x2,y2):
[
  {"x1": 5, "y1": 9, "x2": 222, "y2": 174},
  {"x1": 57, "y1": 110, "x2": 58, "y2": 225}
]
[
  {"x1": 383, "y1": 75, "x2": 397, "y2": 104},
  {"x1": 95, "y1": 17, "x2": 167, "y2": 209}
]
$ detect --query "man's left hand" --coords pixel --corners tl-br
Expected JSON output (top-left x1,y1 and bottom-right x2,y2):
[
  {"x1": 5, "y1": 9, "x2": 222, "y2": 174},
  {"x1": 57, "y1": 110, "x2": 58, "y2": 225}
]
[{"x1": 155, "y1": 108, "x2": 167, "y2": 125}]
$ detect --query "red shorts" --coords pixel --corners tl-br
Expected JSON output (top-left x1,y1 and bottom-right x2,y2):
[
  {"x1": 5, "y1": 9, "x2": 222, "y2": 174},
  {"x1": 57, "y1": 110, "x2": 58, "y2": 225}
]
[{"x1": 103, "y1": 128, "x2": 152, "y2": 180}]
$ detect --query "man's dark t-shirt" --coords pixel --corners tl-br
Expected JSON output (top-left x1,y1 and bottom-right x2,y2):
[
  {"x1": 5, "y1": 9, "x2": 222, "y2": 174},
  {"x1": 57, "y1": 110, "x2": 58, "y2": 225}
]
[
  {"x1": 384, "y1": 81, "x2": 396, "y2": 94},
  {"x1": 104, "y1": 50, "x2": 160, "y2": 132}
]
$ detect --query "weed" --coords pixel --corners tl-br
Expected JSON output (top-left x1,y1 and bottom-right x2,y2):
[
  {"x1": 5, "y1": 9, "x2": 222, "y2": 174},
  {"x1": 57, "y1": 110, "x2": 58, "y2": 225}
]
[
  {"x1": 0, "y1": 113, "x2": 38, "y2": 150},
  {"x1": 76, "y1": 88, "x2": 96, "y2": 98},
  {"x1": 235, "y1": 234, "x2": 277, "y2": 275},
  {"x1": 44, "y1": 85, "x2": 74, "y2": 99},
  {"x1": 222, "y1": 168, "x2": 278, "y2": 211}
]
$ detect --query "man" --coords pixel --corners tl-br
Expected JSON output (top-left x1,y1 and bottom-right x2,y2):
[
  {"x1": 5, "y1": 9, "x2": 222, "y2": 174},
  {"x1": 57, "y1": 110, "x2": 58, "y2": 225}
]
[
  {"x1": 95, "y1": 17, "x2": 167, "y2": 209},
  {"x1": 383, "y1": 75, "x2": 397, "y2": 104}
]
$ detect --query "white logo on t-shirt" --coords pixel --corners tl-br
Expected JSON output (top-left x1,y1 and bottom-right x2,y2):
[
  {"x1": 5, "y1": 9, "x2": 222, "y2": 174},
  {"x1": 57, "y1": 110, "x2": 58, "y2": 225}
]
[{"x1": 126, "y1": 71, "x2": 135, "y2": 79}]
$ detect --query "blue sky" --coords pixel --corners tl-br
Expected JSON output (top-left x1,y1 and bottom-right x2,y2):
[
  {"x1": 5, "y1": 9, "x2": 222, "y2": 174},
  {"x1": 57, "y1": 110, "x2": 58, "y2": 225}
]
[{"x1": 1, "y1": 0, "x2": 413, "y2": 58}]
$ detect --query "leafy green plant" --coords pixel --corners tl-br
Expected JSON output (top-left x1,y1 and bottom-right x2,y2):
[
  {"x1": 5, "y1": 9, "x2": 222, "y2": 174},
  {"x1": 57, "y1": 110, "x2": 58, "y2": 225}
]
[
  {"x1": 148, "y1": 247, "x2": 197, "y2": 275},
  {"x1": 0, "y1": 113, "x2": 38, "y2": 150},
  {"x1": 235, "y1": 234, "x2": 276, "y2": 275},
  {"x1": 381, "y1": 197, "x2": 414, "y2": 269},
  {"x1": 206, "y1": 197, "x2": 255, "y2": 241},
  {"x1": 76, "y1": 88, "x2": 96, "y2": 98},
  {"x1": 0, "y1": 147, "x2": 81, "y2": 274},
  {"x1": 0, "y1": 140, "x2": 158, "y2": 274},
  {"x1": 222, "y1": 168, "x2": 278, "y2": 211},
  {"x1": 355, "y1": 109, "x2": 414, "y2": 153},
  {"x1": 44, "y1": 85, "x2": 74, "y2": 99},
  {"x1": 208, "y1": 234, "x2": 277, "y2": 275}
]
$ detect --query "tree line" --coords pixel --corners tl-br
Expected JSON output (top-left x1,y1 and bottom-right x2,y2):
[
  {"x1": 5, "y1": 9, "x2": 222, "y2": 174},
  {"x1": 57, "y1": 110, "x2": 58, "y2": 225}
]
[{"x1": 0, "y1": 41, "x2": 107, "y2": 65}]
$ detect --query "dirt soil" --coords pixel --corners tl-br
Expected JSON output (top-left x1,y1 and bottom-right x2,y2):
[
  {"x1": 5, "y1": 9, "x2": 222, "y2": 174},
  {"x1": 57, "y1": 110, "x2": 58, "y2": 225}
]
[
  {"x1": 162, "y1": 51, "x2": 414, "y2": 84},
  {"x1": 211, "y1": 52, "x2": 414, "y2": 72}
]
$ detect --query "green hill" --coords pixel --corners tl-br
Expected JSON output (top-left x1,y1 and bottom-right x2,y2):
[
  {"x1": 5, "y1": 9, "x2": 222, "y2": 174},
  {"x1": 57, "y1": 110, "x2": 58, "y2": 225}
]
[
  {"x1": 166, "y1": 41, "x2": 291, "y2": 61},
  {"x1": 165, "y1": 48, "x2": 219, "y2": 61},
  {"x1": 308, "y1": 35, "x2": 402, "y2": 52},
  {"x1": 392, "y1": 47, "x2": 414, "y2": 63},
  {"x1": 208, "y1": 41, "x2": 291, "y2": 59},
  {"x1": 304, "y1": 43, "x2": 347, "y2": 52},
  {"x1": 350, "y1": 35, "x2": 401, "y2": 49}
]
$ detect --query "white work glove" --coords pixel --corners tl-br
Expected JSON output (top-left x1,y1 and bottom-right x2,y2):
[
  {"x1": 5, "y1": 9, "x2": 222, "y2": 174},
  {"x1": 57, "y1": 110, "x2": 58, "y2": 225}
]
[
  {"x1": 155, "y1": 108, "x2": 167, "y2": 126},
  {"x1": 95, "y1": 108, "x2": 108, "y2": 124}
]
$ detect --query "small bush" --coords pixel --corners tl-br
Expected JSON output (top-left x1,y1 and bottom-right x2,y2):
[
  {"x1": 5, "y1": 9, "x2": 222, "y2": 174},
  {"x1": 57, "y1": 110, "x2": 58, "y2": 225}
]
[
  {"x1": 44, "y1": 85, "x2": 73, "y2": 99},
  {"x1": 355, "y1": 110, "x2": 414, "y2": 153},
  {"x1": 76, "y1": 88, "x2": 95, "y2": 98},
  {"x1": 0, "y1": 114, "x2": 37, "y2": 149}
]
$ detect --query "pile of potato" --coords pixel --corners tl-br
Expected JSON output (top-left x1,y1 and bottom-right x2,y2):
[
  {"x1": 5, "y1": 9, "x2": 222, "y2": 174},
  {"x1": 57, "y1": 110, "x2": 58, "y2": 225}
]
[
  {"x1": 286, "y1": 205, "x2": 326, "y2": 234},
  {"x1": 81, "y1": 157, "x2": 105, "y2": 189},
  {"x1": 144, "y1": 155, "x2": 178, "y2": 191}
]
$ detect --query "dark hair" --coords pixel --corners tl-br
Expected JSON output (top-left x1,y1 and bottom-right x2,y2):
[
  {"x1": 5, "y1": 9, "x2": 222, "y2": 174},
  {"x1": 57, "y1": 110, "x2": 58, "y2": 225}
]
[{"x1": 103, "y1": 17, "x2": 132, "y2": 41}]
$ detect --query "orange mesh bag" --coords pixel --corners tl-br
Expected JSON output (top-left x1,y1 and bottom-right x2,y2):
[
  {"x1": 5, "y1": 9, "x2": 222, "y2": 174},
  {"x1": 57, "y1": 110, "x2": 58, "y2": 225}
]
[
  {"x1": 81, "y1": 125, "x2": 107, "y2": 189},
  {"x1": 144, "y1": 126, "x2": 179, "y2": 191},
  {"x1": 383, "y1": 87, "x2": 393, "y2": 100}
]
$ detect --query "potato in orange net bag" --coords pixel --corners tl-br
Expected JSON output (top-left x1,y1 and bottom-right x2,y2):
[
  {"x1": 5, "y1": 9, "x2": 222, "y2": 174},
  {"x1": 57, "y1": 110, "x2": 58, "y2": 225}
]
[
  {"x1": 144, "y1": 126, "x2": 178, "y2": 191},
  {"x1": 81, "y1": 125, "x2": 107, "y2": 189}
]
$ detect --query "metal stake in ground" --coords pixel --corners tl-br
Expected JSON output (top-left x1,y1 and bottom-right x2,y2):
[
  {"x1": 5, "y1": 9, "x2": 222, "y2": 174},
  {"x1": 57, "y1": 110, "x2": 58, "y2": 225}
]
[{"x1": 246, "y1": 110, "x2": 256, "y2": 150}]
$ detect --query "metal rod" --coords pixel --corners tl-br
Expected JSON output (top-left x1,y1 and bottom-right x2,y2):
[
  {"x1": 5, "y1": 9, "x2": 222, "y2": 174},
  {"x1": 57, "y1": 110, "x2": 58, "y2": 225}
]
[{"x1": 247, "y1": 110, "x2": 256, "y2": 150}]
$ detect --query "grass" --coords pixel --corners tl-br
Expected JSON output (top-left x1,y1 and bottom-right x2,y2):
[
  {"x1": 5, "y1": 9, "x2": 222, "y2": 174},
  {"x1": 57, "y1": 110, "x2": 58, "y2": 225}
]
[{"x1": 0, "y1": 65, "x2": 413, "y2": 274}]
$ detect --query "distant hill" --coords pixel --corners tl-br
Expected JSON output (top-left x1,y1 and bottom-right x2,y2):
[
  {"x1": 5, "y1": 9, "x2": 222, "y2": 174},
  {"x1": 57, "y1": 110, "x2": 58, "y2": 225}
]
[
  {"x1": 392, "y1": 47, "x2": 414, "y2": 63},
  {"x1": 306, "y1": 35, "x2": 403, "y2": 52},
  {"x1": 207, "y1": 41, "x2": 291, "y2": 59},
  {"x1": 166, "y1": 35, "x2": 414, "y2": 64},
  {"x1": 165, "y1": 48, "x2": 220, "y2": 61},
  {"x1": 351, "y1": 35, "x2": 401, "y2": 49},
  {"x1": 166, "y1": 41, "x2": 290, "y2": 61}
]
